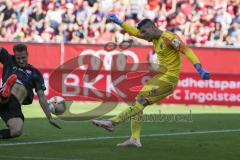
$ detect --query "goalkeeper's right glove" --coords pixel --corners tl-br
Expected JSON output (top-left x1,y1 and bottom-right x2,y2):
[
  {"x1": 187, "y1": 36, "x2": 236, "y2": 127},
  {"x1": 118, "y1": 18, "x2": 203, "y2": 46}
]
[{"x1": 107, "y1": 14, "x2": 123, "y2": 25}]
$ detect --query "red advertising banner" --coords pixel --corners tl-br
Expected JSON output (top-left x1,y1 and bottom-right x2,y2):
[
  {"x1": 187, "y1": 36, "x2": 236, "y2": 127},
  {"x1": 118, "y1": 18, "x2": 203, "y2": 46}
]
[
  {"x1": 165, "y1": 73, "x2": 240, "y2": 106},
  {"x1": 0, "y1": 42, "x2": 240, "y2": 106},
  {"x1": 1, "y1": 42, "x2": 240, "y2": 74},
  {"x1": 0, "y1": 42, "x2": 61, "y2": 69},
  {"x1": 32, "y1": 69, "x2": 240, "y2": 106}
]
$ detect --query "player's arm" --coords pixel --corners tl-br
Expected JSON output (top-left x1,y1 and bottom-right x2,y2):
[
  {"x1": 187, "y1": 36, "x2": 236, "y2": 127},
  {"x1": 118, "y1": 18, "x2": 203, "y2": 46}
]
[
  {"x1": 183, "y1": 47, "x2": 210, "y2": 80},
  {"x1": 34, "y1": 70, "x2": 62, "y2": 129},
  {"x1": 171, "y1": 37, "x2": 210, "y2": 80},
  {"x1": 37, "y1": 90, "x2": 61, "y2": 129},
  {"x1": 107, "y1": 14, "x2": 141, "y2": 38},
  {"x1": 0, "y1": 47, "x2": 11, "y2": 63},
  {"x1": 37, "y1": 90, "x2": 53, "y2": 120}
]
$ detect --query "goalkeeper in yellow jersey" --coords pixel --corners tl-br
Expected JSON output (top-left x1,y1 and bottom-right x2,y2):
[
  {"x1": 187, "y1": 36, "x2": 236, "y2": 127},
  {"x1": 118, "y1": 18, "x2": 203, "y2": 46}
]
[{"x1": 92, "y1": 14, "x2": 210, "y2": 147}]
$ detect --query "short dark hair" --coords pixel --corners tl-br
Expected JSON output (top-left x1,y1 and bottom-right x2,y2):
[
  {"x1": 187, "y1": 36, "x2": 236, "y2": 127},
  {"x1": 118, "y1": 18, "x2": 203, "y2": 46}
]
[
  {"x1": 137, "y1": 19, "x2": 155, "y2": 29},
  {"x1": 13, "y1": 43, "x2": 28, "y2": 54}
]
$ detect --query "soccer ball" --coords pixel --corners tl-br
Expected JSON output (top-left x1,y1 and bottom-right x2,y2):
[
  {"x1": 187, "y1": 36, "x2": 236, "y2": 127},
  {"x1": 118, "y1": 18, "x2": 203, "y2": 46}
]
[{"x1": 48, "y1": 96, "x2": 66, "y2": 115}]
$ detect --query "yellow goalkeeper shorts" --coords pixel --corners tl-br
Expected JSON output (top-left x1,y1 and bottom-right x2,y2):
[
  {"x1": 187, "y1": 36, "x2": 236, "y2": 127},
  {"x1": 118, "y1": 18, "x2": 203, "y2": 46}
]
[{"x1": 137, "y1": 73, "x2": 178, "y2": 105}]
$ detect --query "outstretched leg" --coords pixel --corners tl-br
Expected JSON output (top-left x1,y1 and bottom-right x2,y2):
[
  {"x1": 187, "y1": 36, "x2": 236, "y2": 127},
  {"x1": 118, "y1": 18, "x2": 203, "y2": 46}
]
[{"x1": 92, "y1": 73, "x2": 178, "y2": 147}]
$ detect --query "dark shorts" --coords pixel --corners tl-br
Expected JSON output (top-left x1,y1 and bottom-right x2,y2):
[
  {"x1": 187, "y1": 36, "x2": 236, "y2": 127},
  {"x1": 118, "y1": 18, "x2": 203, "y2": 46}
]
[{"x1": 0, "y1": 95, "x2": 24, "y2": 124}]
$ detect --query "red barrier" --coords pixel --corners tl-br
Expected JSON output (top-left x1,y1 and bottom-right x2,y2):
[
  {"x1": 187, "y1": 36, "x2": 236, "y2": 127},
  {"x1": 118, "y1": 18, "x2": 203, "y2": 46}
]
[
  {"x1": 0, "y1": 42, "x2": 240, "y2": 106},
  {"x1": 1, "y1": 42, "x2": 61, "y2": 69},
  {"x1": 20, "y1": 69, "x2": 239, "y2": 106}
]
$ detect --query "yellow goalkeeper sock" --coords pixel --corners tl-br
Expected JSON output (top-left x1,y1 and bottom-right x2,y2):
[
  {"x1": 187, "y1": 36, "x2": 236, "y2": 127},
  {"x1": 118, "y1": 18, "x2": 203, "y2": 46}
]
[
  {"x1": 131, "y1": 111, "x2": 143, "y2": 140},
  {"x1": 111, "y1": 101, "x2": 144, "y2": 124}
]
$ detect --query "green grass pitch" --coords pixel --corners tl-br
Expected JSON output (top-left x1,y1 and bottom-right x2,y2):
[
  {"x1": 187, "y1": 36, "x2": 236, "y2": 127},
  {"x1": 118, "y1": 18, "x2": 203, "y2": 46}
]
[{"x1": 0, "y1": 101, "x2": 240, "y2": 160}]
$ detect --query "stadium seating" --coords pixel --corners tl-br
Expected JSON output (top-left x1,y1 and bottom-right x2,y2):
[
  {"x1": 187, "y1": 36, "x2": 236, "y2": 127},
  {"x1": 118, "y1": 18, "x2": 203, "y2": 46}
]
[{"x1": 0, "y1": 0, "x2": 239, "y2": 47}]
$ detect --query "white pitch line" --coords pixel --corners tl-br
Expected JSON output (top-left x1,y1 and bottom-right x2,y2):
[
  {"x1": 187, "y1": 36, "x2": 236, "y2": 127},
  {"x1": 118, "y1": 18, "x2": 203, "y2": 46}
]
[{"x1": 0, "y1": 128, "x2": 240, "y2": 147}]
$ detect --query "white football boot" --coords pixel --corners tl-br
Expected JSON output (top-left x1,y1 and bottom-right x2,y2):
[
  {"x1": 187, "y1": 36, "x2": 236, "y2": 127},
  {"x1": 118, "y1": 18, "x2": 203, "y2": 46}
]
[
  {"x1": 117, "y1": 138, "x2": 142, "y2": 147},
  {"x1": 92, "y1": 119, "x2": 114, "y2": 132}
]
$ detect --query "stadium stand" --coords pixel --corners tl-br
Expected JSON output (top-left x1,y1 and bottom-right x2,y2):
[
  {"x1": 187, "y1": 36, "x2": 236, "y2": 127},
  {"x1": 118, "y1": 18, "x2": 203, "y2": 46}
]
[{"x1": 0, "y1": 0, "x2": 239, "y2": 47}]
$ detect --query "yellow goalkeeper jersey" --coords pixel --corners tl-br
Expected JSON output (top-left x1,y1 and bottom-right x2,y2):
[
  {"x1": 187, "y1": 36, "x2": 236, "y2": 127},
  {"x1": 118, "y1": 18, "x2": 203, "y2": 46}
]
[
  {"x1": 152, "y1": 31, "x2": 183, "y2": 78},
  {"x1": 121, "y1": 22, "x2": 200, "y2": 80}
]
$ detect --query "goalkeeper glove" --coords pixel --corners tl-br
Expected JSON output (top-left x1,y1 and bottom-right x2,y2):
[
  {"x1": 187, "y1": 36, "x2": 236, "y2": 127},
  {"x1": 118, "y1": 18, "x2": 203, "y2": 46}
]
[
  {"x1": 107, "y1": 14, "x2": 123, "y2": 25},
  {"x1": 194, "y1": 63, "x2": 210, "y2": 80}
]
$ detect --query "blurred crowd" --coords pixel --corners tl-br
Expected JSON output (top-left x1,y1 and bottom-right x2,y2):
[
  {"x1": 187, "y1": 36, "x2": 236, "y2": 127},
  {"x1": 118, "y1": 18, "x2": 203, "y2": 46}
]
[{"x1": 0, "y1": 0, "x2": 240, "y2": 47}]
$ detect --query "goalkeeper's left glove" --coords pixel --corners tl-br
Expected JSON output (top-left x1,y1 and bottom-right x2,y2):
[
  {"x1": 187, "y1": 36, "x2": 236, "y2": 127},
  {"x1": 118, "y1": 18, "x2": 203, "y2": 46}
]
[{"x1": 194, "y1": 63, "x2": 210, "y2": 80}]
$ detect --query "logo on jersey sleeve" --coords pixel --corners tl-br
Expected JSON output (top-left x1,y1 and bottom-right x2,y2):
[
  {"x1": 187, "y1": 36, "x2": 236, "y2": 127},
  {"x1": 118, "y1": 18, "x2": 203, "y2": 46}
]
[
  {"x1": 172, "y1": 39, "x2": 180, "y2": 48},
  {"x1": 26, "y1": 70, "x2": 32, "y2": 74}
]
